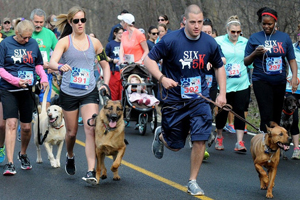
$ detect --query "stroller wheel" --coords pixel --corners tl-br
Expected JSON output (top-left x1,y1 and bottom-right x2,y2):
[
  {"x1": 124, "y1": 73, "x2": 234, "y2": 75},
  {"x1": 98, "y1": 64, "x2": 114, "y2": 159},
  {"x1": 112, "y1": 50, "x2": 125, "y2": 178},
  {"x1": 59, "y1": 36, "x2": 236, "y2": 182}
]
[{"x1": 138, "y1": 113, "x2": 148, "y2": 135}]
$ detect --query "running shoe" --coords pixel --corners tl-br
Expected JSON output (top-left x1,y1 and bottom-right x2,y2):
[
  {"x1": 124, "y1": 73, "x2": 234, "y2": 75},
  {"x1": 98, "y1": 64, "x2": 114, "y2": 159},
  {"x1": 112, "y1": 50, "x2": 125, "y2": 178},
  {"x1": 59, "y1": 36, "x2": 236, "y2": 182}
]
[
  {"x1": 17, "y1": 152, "x2": 32, "y2": 170},
  {"x1": 65, "y1": 153, "x2": 76, "y2": 175},
  {"x1": 152, "y1": 126, "x2": 164, "y2": 159},
  {"x1": 82, "y1": 170, "x2": 97, "y2": 185},
  {"x1": 215, "y1": 136, "x2": 224, "y2": 150},
  {"x1": 187, "y1": 180, "x2": 204, "y2": 196},
  {"x1": 78, "y1": 117, "x2": 83, "y2": 126},
  {"x1": 0, "y1": 146, "x2": 5, "y2": 163},
  {"x1": 224, "y1": 124, "x2": 236, "y2": 133},
  {"x1": 234, "y1": 141, "x2": 247, "y2": 152},
  {"x1": 3, "y1": 162, "x2": 16, "y2": 175},
  {"x1": 204, "y1": 149, "x2": 210, "y2": 160},
  {"x1": 291, "y1": 148, "x2": 300, "y2": 160}
]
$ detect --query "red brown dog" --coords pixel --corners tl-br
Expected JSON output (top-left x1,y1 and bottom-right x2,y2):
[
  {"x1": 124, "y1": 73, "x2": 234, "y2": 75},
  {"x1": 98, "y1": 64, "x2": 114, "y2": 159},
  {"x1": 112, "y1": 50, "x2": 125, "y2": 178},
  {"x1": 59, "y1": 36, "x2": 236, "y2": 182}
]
[{"x1": 250, "y1": 122, "x2": 291, "y2": 198}]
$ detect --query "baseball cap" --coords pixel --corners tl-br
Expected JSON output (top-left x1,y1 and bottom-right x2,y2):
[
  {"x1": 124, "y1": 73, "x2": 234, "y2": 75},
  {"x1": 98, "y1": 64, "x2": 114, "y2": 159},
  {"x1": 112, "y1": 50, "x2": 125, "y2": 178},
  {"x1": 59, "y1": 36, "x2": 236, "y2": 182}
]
[
  {"x1": 3, "y1": 17, "x2": 11, "y2": 23},
  {"x1": 118, "y1": 13, "x2": 135, "y2": 25}
]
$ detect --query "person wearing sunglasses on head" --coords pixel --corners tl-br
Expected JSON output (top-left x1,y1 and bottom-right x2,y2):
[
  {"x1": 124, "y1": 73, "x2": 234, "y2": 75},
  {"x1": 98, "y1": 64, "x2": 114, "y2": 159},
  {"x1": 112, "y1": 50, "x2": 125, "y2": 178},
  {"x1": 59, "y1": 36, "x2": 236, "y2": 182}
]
[
  {"x1": 1, "y1": 18, "x2": 14, "y2": 37},
  {"x1": 244, "y1": 7, "x2": 297, "y2": 133},
  {"x1": 0, "y1": 19, "x2": 48, "y2": 175},
  {"x1": 49, "y1": 6, "x2": 110, "y2": 185},
  {"x1": 214, "y1": 15, "x2": 252, "y2": 152},
  {"x1": 156, "y1": 15, "x2": 171, "y2": 43}
]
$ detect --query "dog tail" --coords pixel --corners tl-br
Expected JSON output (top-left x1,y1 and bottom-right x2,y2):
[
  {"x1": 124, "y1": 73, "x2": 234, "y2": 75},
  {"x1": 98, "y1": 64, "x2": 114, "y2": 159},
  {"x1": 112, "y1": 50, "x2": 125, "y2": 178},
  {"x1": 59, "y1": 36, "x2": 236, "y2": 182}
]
[{"x1": 41, "y1": 85, "x2": 50, "y2": 114}]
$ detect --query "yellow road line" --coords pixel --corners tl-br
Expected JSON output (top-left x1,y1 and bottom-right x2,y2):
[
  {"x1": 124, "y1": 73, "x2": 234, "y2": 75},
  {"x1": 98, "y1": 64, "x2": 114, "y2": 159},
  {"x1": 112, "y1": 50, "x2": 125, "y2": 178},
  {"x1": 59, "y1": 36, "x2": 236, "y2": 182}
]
[{"x1": 76, "y1": 139, "x2": 214, "y2": 200}]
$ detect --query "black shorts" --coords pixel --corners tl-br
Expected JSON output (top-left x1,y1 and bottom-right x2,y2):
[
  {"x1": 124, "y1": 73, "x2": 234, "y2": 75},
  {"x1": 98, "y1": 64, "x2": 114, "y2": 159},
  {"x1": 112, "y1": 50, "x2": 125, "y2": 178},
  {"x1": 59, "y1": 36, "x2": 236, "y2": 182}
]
[
  {"x1": 0, "y1": 89, "x2": 34, "y2": 123},
  {"x1": 60, "y1": 87, "x2": 99, "y2": 111}
]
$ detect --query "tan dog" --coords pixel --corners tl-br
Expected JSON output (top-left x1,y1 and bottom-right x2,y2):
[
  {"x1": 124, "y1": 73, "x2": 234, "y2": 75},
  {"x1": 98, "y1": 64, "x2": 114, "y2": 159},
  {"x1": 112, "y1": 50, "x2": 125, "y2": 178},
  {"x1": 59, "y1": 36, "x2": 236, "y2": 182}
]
[
  {"x1": 250, "y1": 122, "x2": 291, "y2": 198},
  {"x1": 33, "y1": 85, "x2": 66, "y2": 168},
  {"x1": 94, "y1": 100, "x2": 126, "y2": 184},
  {"x1": 50, "y1": 72, "x2": 62, "y2": 99}
]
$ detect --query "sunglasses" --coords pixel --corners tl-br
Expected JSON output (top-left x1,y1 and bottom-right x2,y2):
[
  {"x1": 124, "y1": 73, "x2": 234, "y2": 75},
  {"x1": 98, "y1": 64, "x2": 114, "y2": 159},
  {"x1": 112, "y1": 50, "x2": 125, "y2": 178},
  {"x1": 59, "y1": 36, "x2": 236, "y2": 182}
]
[
  {"x1": 4, "y1": 21, "x2": 10, "y2": 24},
  {"x1": 72, "y1": 18, "x2": 87, "y2": 24},
  {"x1": 151, "y1": 32, "x2": 159, "y2": 35},
  {"x1": 19, "y1": 34, "x2": 31, "y2": 40},
  {"x1": 204, "y1": 18, "x2": 211, "y2": 22},
  {"x1": 158, "y1": 19, "x2": 165, "y2": 22},
  {"x1": 230, "y1": 30, "x2": 242, "y2": 34}
]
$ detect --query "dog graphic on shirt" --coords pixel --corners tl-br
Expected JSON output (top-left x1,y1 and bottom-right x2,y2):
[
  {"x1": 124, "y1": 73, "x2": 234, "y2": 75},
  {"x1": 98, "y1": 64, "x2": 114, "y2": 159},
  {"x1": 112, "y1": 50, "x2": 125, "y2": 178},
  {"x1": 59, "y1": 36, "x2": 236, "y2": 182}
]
[
  {"x1": 179, "y1": 59, "x2": 192, "y2": 69},
  {"x1": 11, "y1": 55, "x2": 22, "y2": 64}
]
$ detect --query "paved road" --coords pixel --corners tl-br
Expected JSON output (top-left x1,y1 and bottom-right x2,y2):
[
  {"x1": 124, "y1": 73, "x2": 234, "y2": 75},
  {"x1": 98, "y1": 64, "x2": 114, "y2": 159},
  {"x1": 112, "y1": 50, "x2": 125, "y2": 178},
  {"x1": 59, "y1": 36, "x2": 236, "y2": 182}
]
[{"x1": 0, "y1": 122, "x2": 299, "y2": 200}]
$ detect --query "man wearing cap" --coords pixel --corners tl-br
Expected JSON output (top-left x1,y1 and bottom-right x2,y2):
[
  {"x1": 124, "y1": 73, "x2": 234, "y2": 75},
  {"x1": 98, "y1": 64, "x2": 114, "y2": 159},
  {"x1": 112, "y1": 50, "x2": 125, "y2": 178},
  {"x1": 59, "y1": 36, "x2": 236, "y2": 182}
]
[
  {"x1": 1, "y1": 18, "x2": 14, "y2": 37},
  {"x1": 108, "y1": 9, "x2": 129, "y2": 42},
  {"x1": 30, "y1": 8, "x2": 58, "y2": 108}
]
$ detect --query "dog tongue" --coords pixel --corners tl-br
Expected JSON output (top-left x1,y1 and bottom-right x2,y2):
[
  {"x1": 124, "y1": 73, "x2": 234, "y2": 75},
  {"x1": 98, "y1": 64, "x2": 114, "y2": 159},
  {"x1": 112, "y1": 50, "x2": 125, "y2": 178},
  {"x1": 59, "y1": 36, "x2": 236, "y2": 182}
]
[
  {"x1": 50, "y1": 118, "x2": 56, "y2": 123},
  {"x1": 109, "y1": 121, "x2": 117, "y2": 128}
]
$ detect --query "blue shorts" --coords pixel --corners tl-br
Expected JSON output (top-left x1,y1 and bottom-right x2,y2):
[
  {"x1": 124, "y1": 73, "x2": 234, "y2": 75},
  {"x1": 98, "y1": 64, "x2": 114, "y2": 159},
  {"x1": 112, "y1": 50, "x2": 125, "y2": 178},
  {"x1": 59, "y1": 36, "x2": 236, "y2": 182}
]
[
  {"x1": 161, "y1": 99, "x2": 212, "y2": 149},
  {"x1": 39, "y1": 73, "x2": 53, "y2": 103}
]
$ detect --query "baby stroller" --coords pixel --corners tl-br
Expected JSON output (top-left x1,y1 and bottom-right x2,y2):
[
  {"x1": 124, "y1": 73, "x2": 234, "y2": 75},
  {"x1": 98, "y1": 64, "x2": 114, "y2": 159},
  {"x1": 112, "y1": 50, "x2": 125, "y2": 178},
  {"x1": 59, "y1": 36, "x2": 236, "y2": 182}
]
[{"x1": 121, "y1": 63, "x2": 158, "y2": 135}]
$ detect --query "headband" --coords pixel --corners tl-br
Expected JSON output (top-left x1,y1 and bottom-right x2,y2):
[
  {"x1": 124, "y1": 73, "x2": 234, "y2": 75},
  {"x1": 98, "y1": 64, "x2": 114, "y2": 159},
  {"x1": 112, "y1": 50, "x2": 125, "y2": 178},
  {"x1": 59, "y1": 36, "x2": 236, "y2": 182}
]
[
  {"x1": 262, "y1": 12, "x2": 277, "y2": 21},
  {"x1": 227, "y1": 20, "x2": 241, "y2": 26}
]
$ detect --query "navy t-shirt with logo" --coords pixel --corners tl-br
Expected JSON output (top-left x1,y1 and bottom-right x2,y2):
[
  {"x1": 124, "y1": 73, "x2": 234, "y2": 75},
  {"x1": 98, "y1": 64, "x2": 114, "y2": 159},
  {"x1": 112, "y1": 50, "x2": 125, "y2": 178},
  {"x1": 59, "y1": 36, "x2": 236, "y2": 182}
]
[
  {"x1": 0, "y1": 36, "x2": 43, "y2": 90},
  {"x1": 245, "y1": 31, "x2": 295, "y2": 85},
  {"x1": 148, "y1": 28, "x2": 223, "y2": 103}
]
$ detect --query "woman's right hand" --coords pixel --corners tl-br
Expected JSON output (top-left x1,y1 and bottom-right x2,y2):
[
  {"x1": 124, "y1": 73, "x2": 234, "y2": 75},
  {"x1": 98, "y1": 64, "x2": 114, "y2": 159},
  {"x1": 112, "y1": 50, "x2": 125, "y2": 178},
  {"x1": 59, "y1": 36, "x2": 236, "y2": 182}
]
[
  {"x1": 58, "y1": 64, "x2": 72, "y2": 72},
  {"x1": 254, "y1": 46, "x2": 267, "y2": 56}
]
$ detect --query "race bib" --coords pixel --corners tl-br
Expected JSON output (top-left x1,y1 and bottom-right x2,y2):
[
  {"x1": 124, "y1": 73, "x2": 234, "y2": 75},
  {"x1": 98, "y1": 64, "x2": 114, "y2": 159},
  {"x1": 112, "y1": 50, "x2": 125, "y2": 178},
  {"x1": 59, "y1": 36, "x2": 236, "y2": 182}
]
[
  {"x1": 69, "y1": 67, "x2": 90, "y2": 90},
  {"x1": 266, "y1": 57, "x2": 282, "y2": 74},
  {"x1": 225, "y1": 63, "x2": 241, "y2": 78},
  {"x1": 180, "y1": 76, "x2": 201, "y2": 99},
  {"x1": 18, "y1": 71, "x2": 34, "y2": 86},
  {"x1": 205, "y1": 75, "x2": 213, "y2": 89},
  {"x1": 41, "y1": 51, "x2": 48, "y2": 62},
  {"x1": 124, "y1": 54, "x2": 134, "y2": 63}
]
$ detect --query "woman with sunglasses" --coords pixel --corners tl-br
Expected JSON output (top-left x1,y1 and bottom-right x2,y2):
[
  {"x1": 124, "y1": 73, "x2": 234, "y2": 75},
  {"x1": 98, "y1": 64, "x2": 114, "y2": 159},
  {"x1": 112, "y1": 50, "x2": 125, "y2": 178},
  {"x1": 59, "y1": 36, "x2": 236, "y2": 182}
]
[
  {"x1": 0, "y1": 19, "x2": 48, "y2": 175},
  {"x1": 105, "y1": 27, "x2": 124, "y2": 101},
  {"x1": 244, "y1": 7, "x2": 297, "y2": 133},
  {"x1": 118, "y1": 13, "x2": 148, "y2": 64},
  {"x1": 147, "y1": 26, "x2": 158, "y2": 51},
  {"x1": 157, "y1": 15, "x2": 171, "y2": 34},
  {"x1": 214, "y1": 15, "x2": 252, "y2": 152},
  {"x1": 49, "y1": 6, "x2": 110, "y2": 185}
]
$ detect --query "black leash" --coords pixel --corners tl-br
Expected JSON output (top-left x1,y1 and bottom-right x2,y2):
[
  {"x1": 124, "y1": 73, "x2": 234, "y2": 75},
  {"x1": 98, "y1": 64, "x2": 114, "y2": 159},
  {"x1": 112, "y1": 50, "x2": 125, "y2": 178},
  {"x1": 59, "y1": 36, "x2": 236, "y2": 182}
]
[{"x1": 27, "y1": 84, "x2": 49, "y2": 145}]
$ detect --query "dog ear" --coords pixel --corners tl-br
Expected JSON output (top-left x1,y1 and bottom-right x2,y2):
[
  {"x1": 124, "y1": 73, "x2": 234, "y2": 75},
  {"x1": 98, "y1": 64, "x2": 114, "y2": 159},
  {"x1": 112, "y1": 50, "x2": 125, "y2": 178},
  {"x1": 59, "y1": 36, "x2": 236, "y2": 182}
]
[
  {"x1": 104, "y1": 99, "x2": 110, "y2": 107},
  {"x1": 265, "y1": 125, "x2": 272, "y2": 135},
  {"x1": 269, "y1": 121, "x2": 278, "y2": 128}
]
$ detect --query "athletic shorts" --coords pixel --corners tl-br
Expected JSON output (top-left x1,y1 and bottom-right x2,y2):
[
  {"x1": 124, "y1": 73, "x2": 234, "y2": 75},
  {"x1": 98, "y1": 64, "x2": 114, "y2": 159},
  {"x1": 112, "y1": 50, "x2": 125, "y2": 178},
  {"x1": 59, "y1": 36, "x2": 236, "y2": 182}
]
[
  {"x1": 0, "y1": 89, "x2": 34, "y2": 123},
  {"x1": 60, "y1": 87, "x2": 99, "y2": 111},
  {"x1": 161, "y1": 99, "x2": 212, "y2": 149}
]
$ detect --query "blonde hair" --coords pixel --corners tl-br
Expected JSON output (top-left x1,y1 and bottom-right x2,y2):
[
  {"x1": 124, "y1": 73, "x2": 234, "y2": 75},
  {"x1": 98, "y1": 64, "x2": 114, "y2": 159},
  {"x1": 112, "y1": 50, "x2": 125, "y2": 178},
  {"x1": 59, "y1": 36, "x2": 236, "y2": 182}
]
[
  {"x1": 15, "y1": 19, "x2": 34, "y2": 34},
  {"x1": 54, "y1": 6, "x2": 86, "y2": 38},
  {"x1": 226, "y1": 15, "x2": 241, "y2": 29}
]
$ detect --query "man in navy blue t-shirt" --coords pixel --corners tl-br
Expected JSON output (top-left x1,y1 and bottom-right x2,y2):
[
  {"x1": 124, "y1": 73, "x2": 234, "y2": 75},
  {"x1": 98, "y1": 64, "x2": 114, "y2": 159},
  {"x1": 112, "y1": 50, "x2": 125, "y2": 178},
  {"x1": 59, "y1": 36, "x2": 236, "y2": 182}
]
[{"x1": 144, "y1": 4, "x2": 226, "y2": 196}]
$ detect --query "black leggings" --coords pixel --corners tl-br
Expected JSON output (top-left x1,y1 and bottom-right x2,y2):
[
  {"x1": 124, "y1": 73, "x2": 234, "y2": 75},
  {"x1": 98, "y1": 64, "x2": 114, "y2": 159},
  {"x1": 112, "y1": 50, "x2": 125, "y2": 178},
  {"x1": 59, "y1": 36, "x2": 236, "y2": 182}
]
[
  {"x1": 216, "y1": 87, "x2": 250, "y2": 130},
  {"x1": 253, "y1": 80, "x2": 286, "y2": 132}
]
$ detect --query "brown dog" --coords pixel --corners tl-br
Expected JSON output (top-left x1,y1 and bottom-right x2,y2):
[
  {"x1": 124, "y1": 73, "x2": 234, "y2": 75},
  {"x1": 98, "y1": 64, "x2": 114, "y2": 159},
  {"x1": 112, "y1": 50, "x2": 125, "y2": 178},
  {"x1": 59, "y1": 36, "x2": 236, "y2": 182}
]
[
  {"x1": 94, "y1": 100, "x2": 126, "y2": 184},
  {"x1": 250, "y1": 122, "x2": 291, "y2": 198}
]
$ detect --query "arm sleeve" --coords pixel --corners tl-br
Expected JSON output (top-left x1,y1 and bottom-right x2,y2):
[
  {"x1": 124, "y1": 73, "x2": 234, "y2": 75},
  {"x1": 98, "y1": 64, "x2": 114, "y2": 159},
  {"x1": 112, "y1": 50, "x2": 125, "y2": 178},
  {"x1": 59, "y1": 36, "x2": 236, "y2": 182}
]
[
  {"x1": 35, "y1": 65, "x2": 48, "y2": 83},
  {"x1": 0, "y1": 68, "x2": 20, "y2": 87}
]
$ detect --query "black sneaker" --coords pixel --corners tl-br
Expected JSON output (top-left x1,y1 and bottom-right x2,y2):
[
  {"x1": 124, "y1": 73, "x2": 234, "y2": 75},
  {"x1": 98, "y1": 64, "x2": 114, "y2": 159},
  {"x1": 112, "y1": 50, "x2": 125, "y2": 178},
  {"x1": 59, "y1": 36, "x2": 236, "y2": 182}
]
[
  {"x1": 65, "y1": 153, "x2": 76, "y2": 175},
  {"x1": 82, "y1": 170, "x2": 97, "y2": 185},
  {"x1": 18, "y1": 152, "x2": 32, "y2": 170},
  {"x1": 3, "y1": 162, "x2": 16, "y2": 175}
]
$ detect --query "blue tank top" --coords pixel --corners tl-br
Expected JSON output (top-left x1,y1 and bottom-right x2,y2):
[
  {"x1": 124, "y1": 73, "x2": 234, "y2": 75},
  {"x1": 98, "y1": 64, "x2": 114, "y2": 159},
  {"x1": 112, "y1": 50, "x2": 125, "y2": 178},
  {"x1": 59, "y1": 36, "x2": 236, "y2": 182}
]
[{"x1": 61, "y1": 35, "x2": 96, "y2": 96}]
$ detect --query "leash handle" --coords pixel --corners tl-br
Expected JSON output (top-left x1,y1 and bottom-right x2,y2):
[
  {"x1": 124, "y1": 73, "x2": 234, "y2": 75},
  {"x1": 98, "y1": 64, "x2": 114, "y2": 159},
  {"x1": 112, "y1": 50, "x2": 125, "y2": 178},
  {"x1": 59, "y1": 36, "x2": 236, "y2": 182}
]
[{"x1": 99, "y1": 84, "x2": 111, "y2": 100}]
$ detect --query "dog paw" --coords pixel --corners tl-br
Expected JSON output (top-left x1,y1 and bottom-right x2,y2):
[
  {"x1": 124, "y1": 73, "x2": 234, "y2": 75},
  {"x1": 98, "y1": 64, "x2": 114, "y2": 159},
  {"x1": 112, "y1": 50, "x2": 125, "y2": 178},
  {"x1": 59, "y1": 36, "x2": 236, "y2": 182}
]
[
  {"x1": 101, "y1": 174, "x2": 107, "y2": 179},
  {"x1": 36, "y1": 158, "x2": 43, "y2": 163},
  {"x1": 113, "y1": 175, "x2": 121, "y2": 181},
  {"x1": 266, "y1": 192, "x2": 273, "y2": 199}
]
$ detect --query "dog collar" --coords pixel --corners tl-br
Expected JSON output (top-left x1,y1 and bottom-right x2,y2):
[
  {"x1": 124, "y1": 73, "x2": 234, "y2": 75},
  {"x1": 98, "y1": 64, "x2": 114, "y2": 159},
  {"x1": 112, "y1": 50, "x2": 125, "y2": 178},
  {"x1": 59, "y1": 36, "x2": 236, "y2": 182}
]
[
  {"x1": 54, "y1": 124, "x2": 64, "y2": 129},
  {"x1": 264, "y1": 144, "x2": 278, "y2": 154},
  {"x1": 103, "y1": 122, "x2": 117, "y2": 135},
  {"x1": 282, "y1": 109, "x2": 294, "y2": 116}
]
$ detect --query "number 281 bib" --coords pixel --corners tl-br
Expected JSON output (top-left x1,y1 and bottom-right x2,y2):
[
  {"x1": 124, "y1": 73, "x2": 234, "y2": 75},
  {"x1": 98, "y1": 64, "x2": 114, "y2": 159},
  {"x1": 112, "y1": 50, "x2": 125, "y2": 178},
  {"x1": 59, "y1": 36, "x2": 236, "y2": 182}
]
[
  {"x1": 69, "y1": 67, "x2": 90, "y2": 90},
  {"x1": 180, "y1": 76, "x2": 201, "y2": 99}
]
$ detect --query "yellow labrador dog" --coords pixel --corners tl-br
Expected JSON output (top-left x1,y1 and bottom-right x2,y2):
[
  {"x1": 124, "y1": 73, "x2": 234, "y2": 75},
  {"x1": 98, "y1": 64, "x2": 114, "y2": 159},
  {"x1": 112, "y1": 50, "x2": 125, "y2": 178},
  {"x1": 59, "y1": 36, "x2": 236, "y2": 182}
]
[
  {"x1": 93, "y1": 100, "x2": 126, "y2": 184},
  {"x1": 250, "y1": 122, "x2": 291, "y2": 199},
  {"x1": 33, "y1": 86, "x2": 66, "y2": 168}
]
